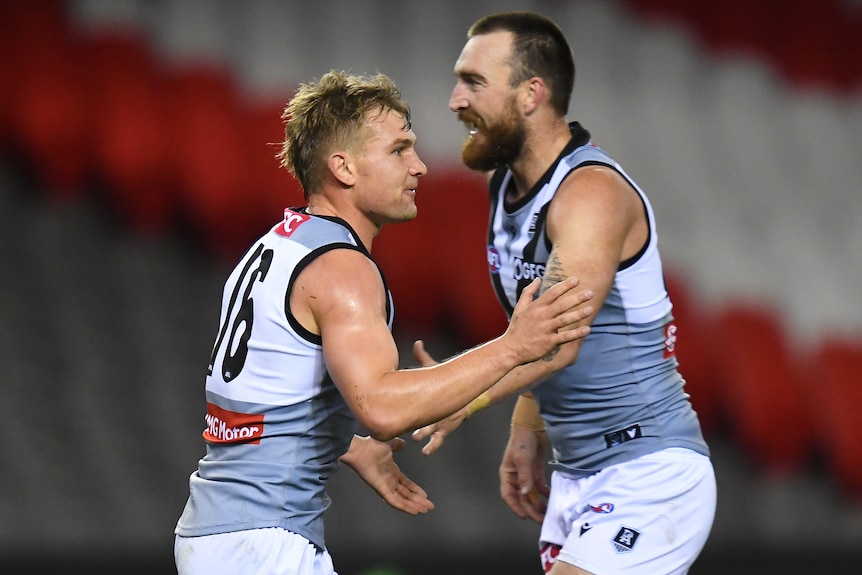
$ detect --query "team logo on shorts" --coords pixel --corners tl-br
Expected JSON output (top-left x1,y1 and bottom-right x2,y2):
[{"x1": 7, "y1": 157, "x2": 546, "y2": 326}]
[
  {"x1": 611, "y1": 526, "x2": 641, "y2": 553},
  {"x1": 587, "y1": 502, "x2": 615, "y2": 514}
]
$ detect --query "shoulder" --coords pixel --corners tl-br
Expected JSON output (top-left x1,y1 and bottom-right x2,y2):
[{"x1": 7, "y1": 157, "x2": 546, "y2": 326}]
[
  {"x1": 546, "y1": 164, "x2": 642, "y2": 247},
  {"x1": 298, "y1": 247, "x2": 381, "y2": 293},
  {"x1": 291, "y1": 246, "x2": 388, "y2": 335},
  {"x1": 554, "y1": 164, "x2": 634, "y2": 211}
]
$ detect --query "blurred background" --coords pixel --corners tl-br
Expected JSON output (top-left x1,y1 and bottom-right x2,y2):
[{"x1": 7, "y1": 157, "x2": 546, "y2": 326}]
[{"x1": 1, "y1": 0, "x2": 861, "y2": 573}]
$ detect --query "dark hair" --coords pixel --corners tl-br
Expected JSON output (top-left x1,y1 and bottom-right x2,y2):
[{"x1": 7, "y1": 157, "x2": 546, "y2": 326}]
[
  {"x1": 278, "y1": 70, "x2": 411, "y2": 197},
  {"x1": 469, "y1": 12, "x2": 575, "y2": 115}
]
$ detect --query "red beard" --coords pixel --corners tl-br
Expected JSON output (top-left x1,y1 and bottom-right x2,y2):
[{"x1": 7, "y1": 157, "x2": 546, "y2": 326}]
[{"x1": 458, "y1": 108, "x2": 525, "y2": 172}]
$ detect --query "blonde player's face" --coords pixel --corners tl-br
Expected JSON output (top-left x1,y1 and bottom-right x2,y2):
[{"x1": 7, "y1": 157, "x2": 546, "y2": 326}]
[{"x1": 352, "y1": 109, "x2": 427, "y2": 225}]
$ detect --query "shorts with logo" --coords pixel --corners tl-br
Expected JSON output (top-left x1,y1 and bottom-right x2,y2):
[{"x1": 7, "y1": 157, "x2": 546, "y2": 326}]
[
  {"x1": 539, "y1": 448, "x2": 716, "y2": 575},
  {"x1": 175, "y1": 527, "x2": 337, "y2": 575}
]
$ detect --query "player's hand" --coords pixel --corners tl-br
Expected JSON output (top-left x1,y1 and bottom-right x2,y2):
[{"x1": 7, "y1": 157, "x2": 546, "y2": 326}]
[
  {"x1": 411, "y1": 339, "x2": 438, "y2": 368},
  {"x1": 499, "y1": 426, "x2": 550, "y2": 523},
  {"x1": 341, "y1": 435, "x2": 434, "y2": 515},
  {"x1": 411, "y1": 407, "x2": 468, "y2": 456},
  {"x1": 410, "y1": 340, "x2": 467, "y2": 455},
  {"x1": 505, "y1": 277, "x2": 593, "y2": 364}
]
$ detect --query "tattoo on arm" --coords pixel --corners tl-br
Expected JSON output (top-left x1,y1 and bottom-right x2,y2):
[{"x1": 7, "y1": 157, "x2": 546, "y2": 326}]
[
  {"x1": 541, "y1": 252, "x2": 568, "y2": 362},
  {"x1": 541, "y1": 252, "x2": 567, "y2": 294}
]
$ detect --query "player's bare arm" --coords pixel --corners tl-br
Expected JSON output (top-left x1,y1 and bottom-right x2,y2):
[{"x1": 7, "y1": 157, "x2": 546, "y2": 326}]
[
  {"x1": 496, "y1": 166, "x2": 645, "y2": 379},
  {"x1": 546, "y1": 164, "x2": 647, "y2": 318},
  {"x1": 413, "y1": 165, "x2": 646, "y2": 455},
  {"x1": 294, "y1": 247, "x2": 594, "y2": 441}
]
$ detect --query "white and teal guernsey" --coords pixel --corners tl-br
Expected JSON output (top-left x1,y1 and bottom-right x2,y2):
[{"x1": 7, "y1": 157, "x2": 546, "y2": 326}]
[
  {"x1": 175, "y1": 208, "x2": 393, "y2": 550},
  {"x1": 487, "y1": 122, "x2": 709, "y2": 478}
]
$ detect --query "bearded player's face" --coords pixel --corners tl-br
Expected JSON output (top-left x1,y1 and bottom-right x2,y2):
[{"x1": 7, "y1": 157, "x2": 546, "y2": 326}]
[
  {"x1": 458, "y1": 96, "x2": 526, "y2": 172},
  {"x1": 449, "y1": 31, "x2": 526, "y2": 172}
]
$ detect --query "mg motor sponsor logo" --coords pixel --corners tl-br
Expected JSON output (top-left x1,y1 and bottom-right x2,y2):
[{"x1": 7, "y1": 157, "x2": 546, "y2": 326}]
[{"x1": 204, "y1": 403, "x2": 265, "y2": 444}]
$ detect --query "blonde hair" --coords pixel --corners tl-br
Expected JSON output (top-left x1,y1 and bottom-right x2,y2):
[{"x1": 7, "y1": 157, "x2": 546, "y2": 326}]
[{"x1": 278, "y1": 70, "x2": 411, "y2": 198}]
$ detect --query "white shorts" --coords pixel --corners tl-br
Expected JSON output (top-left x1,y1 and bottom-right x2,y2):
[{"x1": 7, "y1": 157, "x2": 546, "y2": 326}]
[
  {"x1": 539, "y1": 448, "x2": 716, "y2": 575},
  {"x1": 175, "y1": 528, "x2": 336, "y2": 575}
]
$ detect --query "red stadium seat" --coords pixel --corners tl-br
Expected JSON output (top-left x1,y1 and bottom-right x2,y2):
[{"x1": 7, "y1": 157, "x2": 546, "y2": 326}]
[
  {"x1": 3, "y1": 1, "x2": 92, "y2": 195},
  {"x1": 164, "y1": 64, "x2": 257, "y2": 261},
  {"x1": 622, "y1": 0, "x2": 699, "y2": 27},
  {"x1": 82, "y1": 29, "x2": 176, "y2": 233},
  {"x1": 770, "y1": 1, "x2": 845, "y2": 92},
  {"x1": 808, "y1": 338, "x2": 862, "y2": 502},
  {"x1": 709, "y1": 303, "x2": 814, "y2": 475},
  {"x1": 664, "y1": 271, "x2": 721, "y2": 437},
  {"x1": 690, "y1": 0, "x2": 778, "y2": 60},
  {"x1": 0, "y1": 0, "x2": 68, "y2": 152},
  {"x1": 372, "y1": 187, "x2": 447, "y2": 336},
  {"x1": 624, "y1": 0, "x2": 862, "y2": 95},
  {"x1": 373, "y1": 169, "x2": 495, "y2": 339},
  {"x1": 242, "y1": 97, "x2": 305, "y2": 232},
  {"x1": 425, "y1": 168, "x2": 508, "y2": 348}
]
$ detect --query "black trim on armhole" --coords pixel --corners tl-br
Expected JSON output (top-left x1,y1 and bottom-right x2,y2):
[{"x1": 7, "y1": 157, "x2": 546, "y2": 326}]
[
  {"x1": 371, "y1": 259, "x2": 394, "y2": 328},
  {"x1": 572, "y1": 161, "x2": 651, "y2": 271},
  {"x1": 284, "y1": 243, "x2": 368, "y2": 345}
]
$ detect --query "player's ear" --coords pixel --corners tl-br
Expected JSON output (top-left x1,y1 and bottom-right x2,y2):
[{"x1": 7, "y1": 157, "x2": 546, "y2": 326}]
[
  {"x1": 328, "y1": 151, "x2": 356, "y2": 187},
  {"x1": 521, "y1": 77, "x2": 545, "y2": 115}
]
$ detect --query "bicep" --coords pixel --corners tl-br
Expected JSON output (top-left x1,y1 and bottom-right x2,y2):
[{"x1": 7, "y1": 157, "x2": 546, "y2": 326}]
[
  {"x1": 299, "y1": 250, "x2": 400, "y2": 413},
  {"x1": 544, "y1": 167, "x2": 638, "y2": 313}
]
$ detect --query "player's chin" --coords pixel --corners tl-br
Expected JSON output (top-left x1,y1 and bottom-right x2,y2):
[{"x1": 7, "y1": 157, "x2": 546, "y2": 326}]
[
  {"x1": 384, "y1": 212, "x2": 417, "y2": 226},
  {"x1": 399, "y1": 202, "x2": 419, "y2": 221}
]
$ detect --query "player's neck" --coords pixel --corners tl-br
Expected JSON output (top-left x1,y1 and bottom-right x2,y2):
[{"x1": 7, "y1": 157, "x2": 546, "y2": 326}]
[
  {"x1": 507, "y1": 120, "x2": 573, "y2": 200},
  {"x1": 307, "y1": 198, "x2": 377, "y2": 252}
]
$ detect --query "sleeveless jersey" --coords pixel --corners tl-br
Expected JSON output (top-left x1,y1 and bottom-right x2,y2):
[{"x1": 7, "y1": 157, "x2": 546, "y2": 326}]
[
  {"x1": 175, "y1": 208, "x2": 394, "y2": 550},
  {"x1": 487, "y1": 123, "x2": 709, "y2": 477}
]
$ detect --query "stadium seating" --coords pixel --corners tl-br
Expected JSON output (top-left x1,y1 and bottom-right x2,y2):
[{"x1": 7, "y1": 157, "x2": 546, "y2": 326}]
[
  {"x1": 664, "y1": 271, "x2": 721, "y2": 438},
  {"x1": 2, "y1": 1, "x2": 861, "y2": 571},
  {"x1": 708, "y1": 303, "x2": 815, "y2": 475},
  {"x1": 82, "y1": 29, "x2": 176, "y2": 232},
  {"x1": 808, "y1": 338, "x2": 862, "y2": 501}
]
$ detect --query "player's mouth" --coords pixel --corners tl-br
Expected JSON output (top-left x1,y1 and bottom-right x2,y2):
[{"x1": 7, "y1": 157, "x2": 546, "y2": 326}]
[{"x1": 458, "y1": 112, "x2": 483, "y2": 137}]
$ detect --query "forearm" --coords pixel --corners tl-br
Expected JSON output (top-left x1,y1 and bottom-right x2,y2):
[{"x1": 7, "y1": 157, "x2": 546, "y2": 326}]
[
  {"x1": 464, "y1": 340, "x2": 580, "y2": 419},
  {"x1": 335, "y1": 276, "x2": 592, "y2": 440},
  {"x1": 367, "y1": 336, "x2": 525, "y2": 439}
]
